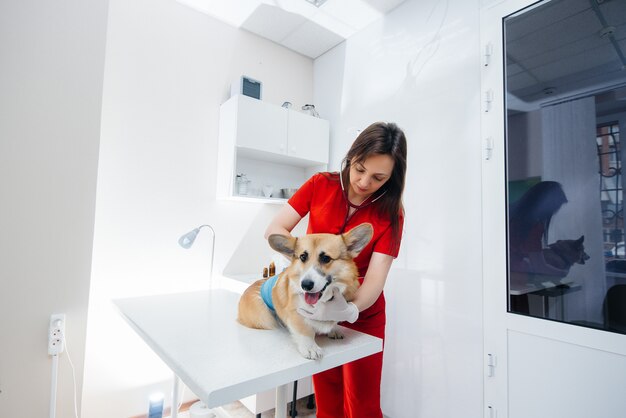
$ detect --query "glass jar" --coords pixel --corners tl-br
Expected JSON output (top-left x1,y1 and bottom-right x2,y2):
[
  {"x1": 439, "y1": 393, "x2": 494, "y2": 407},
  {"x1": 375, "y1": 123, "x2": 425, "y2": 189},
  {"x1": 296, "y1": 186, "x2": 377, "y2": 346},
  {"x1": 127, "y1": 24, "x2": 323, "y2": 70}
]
[{"x1": 236, "y1": 173, "x2": 250, "y2": 195}]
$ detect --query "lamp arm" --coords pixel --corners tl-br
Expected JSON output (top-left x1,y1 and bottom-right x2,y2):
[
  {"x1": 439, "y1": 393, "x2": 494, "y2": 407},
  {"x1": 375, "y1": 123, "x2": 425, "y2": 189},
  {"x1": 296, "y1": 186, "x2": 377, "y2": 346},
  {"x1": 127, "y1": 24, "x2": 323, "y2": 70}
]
[{"x1": 198, "y1": 225, "x2": 216, "y2": 284}]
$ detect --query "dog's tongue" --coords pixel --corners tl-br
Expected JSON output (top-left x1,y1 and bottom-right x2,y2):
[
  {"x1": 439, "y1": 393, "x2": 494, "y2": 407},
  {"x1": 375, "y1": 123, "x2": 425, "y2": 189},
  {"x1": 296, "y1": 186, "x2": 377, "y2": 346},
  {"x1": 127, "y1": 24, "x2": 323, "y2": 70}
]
[{"x1": 305, "y1": 292, "x2": 321, "y2": 305}]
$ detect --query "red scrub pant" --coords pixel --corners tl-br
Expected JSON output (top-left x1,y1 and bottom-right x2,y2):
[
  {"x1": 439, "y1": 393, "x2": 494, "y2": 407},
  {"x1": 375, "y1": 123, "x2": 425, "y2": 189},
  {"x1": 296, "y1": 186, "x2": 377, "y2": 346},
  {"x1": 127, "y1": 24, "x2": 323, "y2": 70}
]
[{"x1": 312, "y1": 292, "x2": 386, "y2": 418}]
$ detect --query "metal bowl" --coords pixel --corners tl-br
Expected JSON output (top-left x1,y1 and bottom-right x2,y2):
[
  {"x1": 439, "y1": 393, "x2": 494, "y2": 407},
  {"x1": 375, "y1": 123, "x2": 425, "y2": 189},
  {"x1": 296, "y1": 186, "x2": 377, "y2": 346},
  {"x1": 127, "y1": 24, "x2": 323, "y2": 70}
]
[{"x1": 280, "y1": 188, "x2": 298, "y2": 198}]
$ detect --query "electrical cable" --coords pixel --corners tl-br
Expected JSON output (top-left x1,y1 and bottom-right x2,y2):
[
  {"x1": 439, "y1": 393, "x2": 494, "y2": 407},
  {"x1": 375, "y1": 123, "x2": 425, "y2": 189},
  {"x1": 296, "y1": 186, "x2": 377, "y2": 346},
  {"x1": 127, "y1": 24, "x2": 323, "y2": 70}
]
[
  {"x1": 50, "y1": 354, "x2": 59, "y2": 418},
  {"x1": 64, "y1": 339, "x2": 79, "y2": 418}
]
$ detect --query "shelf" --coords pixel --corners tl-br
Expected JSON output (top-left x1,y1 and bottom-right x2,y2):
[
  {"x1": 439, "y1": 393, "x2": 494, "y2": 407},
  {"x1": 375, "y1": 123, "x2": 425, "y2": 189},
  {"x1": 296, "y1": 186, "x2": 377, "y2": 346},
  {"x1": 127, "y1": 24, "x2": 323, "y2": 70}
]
[
  {"x1": 237, "y1": 145, "x2": 326, "y2": 167},
  {"x1": 216, "y1": 95, "x2": 329, "y2": 201}
]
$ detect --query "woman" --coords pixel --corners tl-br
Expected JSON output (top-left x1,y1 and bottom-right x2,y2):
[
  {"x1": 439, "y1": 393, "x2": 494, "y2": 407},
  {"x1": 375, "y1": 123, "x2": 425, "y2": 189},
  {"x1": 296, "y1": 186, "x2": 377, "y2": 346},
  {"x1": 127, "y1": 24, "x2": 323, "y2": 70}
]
[
  {"x1": 509, "y1": 181, "x2": 567, "y2": 255},
  {"x1": 508, "y1": 180, "x2": 568, "y2": 313},
  {"x1": 265, "y1": 121, "x2": 407, "y2": 418},
  {"x1": 509, "y1": 180, "x2": 568, "y2": 273}
]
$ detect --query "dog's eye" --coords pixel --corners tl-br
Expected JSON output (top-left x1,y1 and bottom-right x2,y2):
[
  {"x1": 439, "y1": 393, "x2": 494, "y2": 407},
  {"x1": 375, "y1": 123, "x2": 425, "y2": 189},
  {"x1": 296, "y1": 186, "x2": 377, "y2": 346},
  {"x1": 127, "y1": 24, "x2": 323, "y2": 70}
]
[
  {"x1": 319, "y1": 253, "x2": 332, "y2": 264},
  {"x1": 299, "y1": 252, "x2": 308, "y2": 262}
]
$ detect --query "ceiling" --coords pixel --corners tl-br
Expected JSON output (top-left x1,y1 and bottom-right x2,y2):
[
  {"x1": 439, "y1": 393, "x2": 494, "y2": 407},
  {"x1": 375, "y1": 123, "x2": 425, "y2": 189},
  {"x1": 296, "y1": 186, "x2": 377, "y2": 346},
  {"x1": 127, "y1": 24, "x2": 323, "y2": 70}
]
[
  {"x1": 175, "y1": 0, "x2": 626, "y2": 114},
  {"x1": 175, "y1": 0, "x2": 409, "y2": 58},
  {"x1": 505, "y1": 0, "x2": 626, "y2": 115}
]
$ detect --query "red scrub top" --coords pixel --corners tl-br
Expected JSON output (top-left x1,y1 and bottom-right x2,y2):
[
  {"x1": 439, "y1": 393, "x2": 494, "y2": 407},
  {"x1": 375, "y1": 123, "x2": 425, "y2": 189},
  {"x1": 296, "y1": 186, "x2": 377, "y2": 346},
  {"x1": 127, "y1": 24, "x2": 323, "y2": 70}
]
[{"x1": 288, "y1": 172, "x2": 403, "y2": 277}]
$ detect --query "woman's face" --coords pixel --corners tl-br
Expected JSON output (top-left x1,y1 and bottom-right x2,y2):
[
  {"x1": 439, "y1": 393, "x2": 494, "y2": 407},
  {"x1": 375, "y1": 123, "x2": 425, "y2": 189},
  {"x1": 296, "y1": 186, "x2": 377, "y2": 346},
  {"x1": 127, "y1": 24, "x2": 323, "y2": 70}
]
[{"x1": 349, "y1": 154, "x2": 395, "y2": 199}]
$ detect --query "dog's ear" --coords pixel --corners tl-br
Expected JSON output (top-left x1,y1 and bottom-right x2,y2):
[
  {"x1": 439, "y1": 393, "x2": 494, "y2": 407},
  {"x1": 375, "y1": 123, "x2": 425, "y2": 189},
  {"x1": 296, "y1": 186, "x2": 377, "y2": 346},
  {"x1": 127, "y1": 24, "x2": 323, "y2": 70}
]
[
  {"x1": 576, "y1": 235, "x2": 585, "y2": 244},
  {"x1": 343, "y1": 223, "x2": 374, "y2": 258},
  {"x1": 268, "y1": 234, "x2": 297, "y2": 258}
]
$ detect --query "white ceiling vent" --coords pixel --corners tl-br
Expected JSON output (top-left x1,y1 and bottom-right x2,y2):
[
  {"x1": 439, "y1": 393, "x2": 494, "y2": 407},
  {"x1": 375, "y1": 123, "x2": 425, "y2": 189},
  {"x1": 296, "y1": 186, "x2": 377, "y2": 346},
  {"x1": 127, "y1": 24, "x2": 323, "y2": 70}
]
[{"x1": 304, "y1": 0, "x2": 328, "y2": 7}]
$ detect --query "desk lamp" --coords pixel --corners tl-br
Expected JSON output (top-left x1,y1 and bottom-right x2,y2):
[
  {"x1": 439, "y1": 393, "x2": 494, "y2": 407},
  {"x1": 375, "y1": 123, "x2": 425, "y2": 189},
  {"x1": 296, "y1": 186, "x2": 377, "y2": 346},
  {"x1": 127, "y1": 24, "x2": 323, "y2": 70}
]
[
  {"x1": 177, "y1": 224, "x2": 217, "y2": 418},
  {"x1": 178, "y1": 224, "x2": 216, "y2": 287}
]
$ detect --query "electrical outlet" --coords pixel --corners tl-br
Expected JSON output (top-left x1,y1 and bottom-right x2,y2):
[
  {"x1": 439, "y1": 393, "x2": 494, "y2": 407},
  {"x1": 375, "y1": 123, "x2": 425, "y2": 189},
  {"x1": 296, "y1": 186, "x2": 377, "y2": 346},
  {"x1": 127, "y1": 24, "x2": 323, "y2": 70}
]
[{"x1": 48, "y1": 314, "x2": 66, "y2": 355}]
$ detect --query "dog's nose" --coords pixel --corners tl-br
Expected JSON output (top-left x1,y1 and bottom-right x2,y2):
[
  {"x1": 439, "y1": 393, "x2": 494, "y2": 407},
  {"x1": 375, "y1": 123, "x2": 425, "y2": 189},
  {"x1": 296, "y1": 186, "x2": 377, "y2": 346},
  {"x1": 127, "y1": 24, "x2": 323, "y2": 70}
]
[{"x1": 301, "y1": 279, "x2": 314, "y2": 291}]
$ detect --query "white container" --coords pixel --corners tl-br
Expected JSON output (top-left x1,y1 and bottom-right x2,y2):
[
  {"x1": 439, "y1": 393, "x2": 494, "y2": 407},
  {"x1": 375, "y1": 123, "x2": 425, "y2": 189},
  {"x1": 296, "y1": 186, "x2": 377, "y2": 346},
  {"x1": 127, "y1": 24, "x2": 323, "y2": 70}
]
[{"x1": 262, "y1": 185, "x2": 274, "y2": 198}]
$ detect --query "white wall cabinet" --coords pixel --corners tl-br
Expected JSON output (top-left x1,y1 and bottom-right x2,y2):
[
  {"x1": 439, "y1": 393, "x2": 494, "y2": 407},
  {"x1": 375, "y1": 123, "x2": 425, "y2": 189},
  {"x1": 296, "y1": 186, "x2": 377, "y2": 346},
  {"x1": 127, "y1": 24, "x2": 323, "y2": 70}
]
[
  {"x1": 216, "y1": 95, "x2": 329, "y2": 203},
  {"x1": 287, "y1": 110, "x2": 329, "y2": 163},
  {"x1": 235, "y1": 95, "x2": 289, "y2": 156}
]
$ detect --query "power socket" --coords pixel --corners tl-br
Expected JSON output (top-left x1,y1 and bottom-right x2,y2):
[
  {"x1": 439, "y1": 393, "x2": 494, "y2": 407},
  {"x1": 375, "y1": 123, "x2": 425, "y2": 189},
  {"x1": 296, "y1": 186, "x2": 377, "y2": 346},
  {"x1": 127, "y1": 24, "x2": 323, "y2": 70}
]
[{"x1": 48, "y1": 314, "x2": 66, "y2": 355}]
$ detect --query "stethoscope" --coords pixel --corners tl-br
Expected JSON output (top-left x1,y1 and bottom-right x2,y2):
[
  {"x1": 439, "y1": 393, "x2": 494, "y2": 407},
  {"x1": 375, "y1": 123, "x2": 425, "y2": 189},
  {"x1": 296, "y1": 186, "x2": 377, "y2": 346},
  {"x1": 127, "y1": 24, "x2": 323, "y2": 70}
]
[{"x1": 338, "y1": 158, "x2": 387, "y2": 232}]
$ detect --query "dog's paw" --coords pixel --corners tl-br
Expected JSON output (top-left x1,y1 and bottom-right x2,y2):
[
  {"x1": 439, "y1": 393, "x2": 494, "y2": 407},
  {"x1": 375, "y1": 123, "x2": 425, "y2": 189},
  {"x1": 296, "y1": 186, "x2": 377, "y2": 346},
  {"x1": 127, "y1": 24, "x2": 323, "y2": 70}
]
[
  {"x1": 328, "y1": 329, "x2": 344, "y2": 339},
  {"x1": 298, "y1": 343, "x2": 324, "y2": 360}
]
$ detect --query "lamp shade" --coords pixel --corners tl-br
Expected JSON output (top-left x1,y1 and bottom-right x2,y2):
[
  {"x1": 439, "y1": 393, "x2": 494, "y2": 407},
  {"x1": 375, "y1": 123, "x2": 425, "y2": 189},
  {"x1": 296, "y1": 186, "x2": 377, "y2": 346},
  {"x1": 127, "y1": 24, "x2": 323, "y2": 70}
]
[{"x1": 178, "y1": 228, "x2": 200, "y2": 249}]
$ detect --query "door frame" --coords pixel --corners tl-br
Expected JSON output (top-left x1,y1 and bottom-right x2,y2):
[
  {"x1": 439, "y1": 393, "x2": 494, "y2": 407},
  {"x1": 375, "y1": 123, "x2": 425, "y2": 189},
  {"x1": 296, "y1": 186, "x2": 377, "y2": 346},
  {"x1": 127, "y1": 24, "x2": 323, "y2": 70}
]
[{"x1": 480, "y1": 0, "x2": 626, "y2": 417}]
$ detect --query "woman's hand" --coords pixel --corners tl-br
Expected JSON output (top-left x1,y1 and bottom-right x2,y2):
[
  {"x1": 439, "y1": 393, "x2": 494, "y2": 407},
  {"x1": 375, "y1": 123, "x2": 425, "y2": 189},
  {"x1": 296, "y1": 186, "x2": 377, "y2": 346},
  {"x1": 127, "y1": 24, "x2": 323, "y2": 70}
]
[{"x1": 297, "y1": 288, "x2": 359, "y2": 323}]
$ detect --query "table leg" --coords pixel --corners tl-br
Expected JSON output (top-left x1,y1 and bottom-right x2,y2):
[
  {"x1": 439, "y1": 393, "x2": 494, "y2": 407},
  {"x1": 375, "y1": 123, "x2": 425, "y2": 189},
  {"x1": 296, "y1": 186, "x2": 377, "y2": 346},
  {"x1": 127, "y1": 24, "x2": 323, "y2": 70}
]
[
  {"x1": 290, "y1": 380, "x2": 298, "y2": 417},
  {"x1": 275, "y1": 383, "x2": 288, "y2": 418},
  {"x1": 172, "y1": 374, "x2": 180, "y2": 418}
]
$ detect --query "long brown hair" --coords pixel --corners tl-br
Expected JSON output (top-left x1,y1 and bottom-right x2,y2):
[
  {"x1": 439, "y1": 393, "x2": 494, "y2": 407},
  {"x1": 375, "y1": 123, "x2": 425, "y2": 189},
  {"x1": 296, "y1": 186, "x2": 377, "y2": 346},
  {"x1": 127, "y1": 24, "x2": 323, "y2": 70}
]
[{"x1": 341, "y1": 121, "x2": 407, "y2": 247}]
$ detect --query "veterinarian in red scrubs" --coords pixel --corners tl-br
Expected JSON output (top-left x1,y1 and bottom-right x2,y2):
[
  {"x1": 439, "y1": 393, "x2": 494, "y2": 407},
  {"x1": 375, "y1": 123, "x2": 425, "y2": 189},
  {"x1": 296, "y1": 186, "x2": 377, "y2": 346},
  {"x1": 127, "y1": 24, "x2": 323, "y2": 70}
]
[{"x1": 265, "y1": 121, "x2": 407, "y2": 418}]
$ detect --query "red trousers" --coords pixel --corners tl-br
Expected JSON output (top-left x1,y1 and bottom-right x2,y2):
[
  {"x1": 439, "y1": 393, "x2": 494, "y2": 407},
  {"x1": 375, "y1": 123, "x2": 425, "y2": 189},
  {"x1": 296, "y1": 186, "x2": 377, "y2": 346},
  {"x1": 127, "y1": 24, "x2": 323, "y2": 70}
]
[{"x1": 312, "y1": 292, "x2": 386, "y2": 418}]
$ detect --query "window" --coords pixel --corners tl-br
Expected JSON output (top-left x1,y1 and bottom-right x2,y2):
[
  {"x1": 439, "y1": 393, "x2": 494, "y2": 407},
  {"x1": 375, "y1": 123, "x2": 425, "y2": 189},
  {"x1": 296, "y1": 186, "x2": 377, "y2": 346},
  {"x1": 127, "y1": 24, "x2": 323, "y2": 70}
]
[
  {"x1": 597, "y1": 122, "x2": 622, "y2": 259},
  {"x1": 504, "y1": 0, "x2": 626, "y2": 334}
]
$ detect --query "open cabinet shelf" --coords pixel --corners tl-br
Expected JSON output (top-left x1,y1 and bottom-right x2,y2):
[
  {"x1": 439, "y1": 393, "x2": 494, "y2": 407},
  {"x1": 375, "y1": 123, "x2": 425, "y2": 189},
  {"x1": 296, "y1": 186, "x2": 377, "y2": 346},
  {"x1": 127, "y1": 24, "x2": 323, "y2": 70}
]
[{"x1": 216, "y1": 94, "x2": 329, "y2": 202}]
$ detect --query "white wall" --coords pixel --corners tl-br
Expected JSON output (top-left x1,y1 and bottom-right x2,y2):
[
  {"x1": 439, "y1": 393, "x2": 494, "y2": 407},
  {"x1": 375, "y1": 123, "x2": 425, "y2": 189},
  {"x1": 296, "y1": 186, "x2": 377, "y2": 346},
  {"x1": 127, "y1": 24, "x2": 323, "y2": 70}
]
[
  {"x1": 0, "y1": 1, "x2": 489, "y2": 416},
  {"x1": 0, "y1": 1, "x2": 109, "y2": 417},
  {"x1": 81, "y1": 0, "x2": 315, "y2": 416},
  {"x1": 314, "y1": 0, "x2": 483, "y2": 416}
]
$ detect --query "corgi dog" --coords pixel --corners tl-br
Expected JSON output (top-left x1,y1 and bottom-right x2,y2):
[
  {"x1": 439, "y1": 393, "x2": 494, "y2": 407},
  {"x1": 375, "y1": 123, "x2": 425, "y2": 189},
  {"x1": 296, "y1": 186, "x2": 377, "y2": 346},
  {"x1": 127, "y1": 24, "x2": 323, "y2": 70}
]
[
  {"x1": 543, "y1": 235, "x2": 589, "y2": 272},
  {"x1": 237, "y1": 223, "x2": 373, "y2": 359}
]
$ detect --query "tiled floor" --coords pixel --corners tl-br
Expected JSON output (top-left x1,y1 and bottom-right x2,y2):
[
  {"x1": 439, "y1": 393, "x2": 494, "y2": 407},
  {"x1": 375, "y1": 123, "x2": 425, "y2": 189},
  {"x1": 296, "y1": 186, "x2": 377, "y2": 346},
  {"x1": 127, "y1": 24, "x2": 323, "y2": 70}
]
[
  {"x1": 223, "y1": 397, "x2": 316, "y2": 418},
  {"x1": 179, "y1": 398, "x2": 390, "y2": 418},
  {"x1": 180, "y1": 397, "x2": 316, "y2": 418}
]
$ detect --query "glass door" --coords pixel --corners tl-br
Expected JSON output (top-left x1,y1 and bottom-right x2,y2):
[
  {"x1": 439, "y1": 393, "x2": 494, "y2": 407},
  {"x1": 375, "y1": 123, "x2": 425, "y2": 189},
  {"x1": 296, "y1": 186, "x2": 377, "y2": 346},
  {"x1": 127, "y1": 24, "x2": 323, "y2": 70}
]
[{"x1": 482, "y1": 0, "x2": 626, "y2": 417}]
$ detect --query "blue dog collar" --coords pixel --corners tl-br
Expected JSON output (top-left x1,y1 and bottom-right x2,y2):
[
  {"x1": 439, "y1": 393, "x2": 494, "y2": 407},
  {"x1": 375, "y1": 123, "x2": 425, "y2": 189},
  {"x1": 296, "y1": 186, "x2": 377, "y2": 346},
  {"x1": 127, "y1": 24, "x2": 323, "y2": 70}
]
[{"x1": 260, "y1": 274, "x2": 279, "y2": 311}]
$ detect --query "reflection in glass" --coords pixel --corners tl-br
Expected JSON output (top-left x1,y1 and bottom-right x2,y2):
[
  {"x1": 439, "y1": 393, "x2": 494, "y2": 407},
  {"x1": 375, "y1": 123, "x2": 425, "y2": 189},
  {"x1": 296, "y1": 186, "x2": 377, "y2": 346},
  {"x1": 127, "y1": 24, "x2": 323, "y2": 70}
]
[
  {"x1": 504, "y1": 0, "x2": 626, "y2": 334},
  {"x1": 597, "y1": 123, "x2": 622, "y2": 257}
]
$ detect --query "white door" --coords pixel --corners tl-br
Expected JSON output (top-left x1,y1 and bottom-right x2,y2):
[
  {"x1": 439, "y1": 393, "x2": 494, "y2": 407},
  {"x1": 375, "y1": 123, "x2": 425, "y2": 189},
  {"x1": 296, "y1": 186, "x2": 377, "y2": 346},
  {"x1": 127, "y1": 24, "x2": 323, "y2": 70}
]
[{"x1": 481, "y1": 1, "x2": 626, "y2": 417}]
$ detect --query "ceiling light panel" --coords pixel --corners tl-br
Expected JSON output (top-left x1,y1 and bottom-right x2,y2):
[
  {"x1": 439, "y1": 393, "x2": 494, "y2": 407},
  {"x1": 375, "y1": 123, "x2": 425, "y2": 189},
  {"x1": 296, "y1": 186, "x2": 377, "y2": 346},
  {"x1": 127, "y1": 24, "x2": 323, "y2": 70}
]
[
  {"x1": 175, "y1": 0, "x2": 262, "y2": 27},
  {"x1": 309, "y1": 10, "x2": 355, "y2": 38},
  {"x1": 282, "y1": 19, "x2": 345, "y2": 58},
  {"x1": 241, "y1": 4, "x2": 307, "y2": 42}
]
